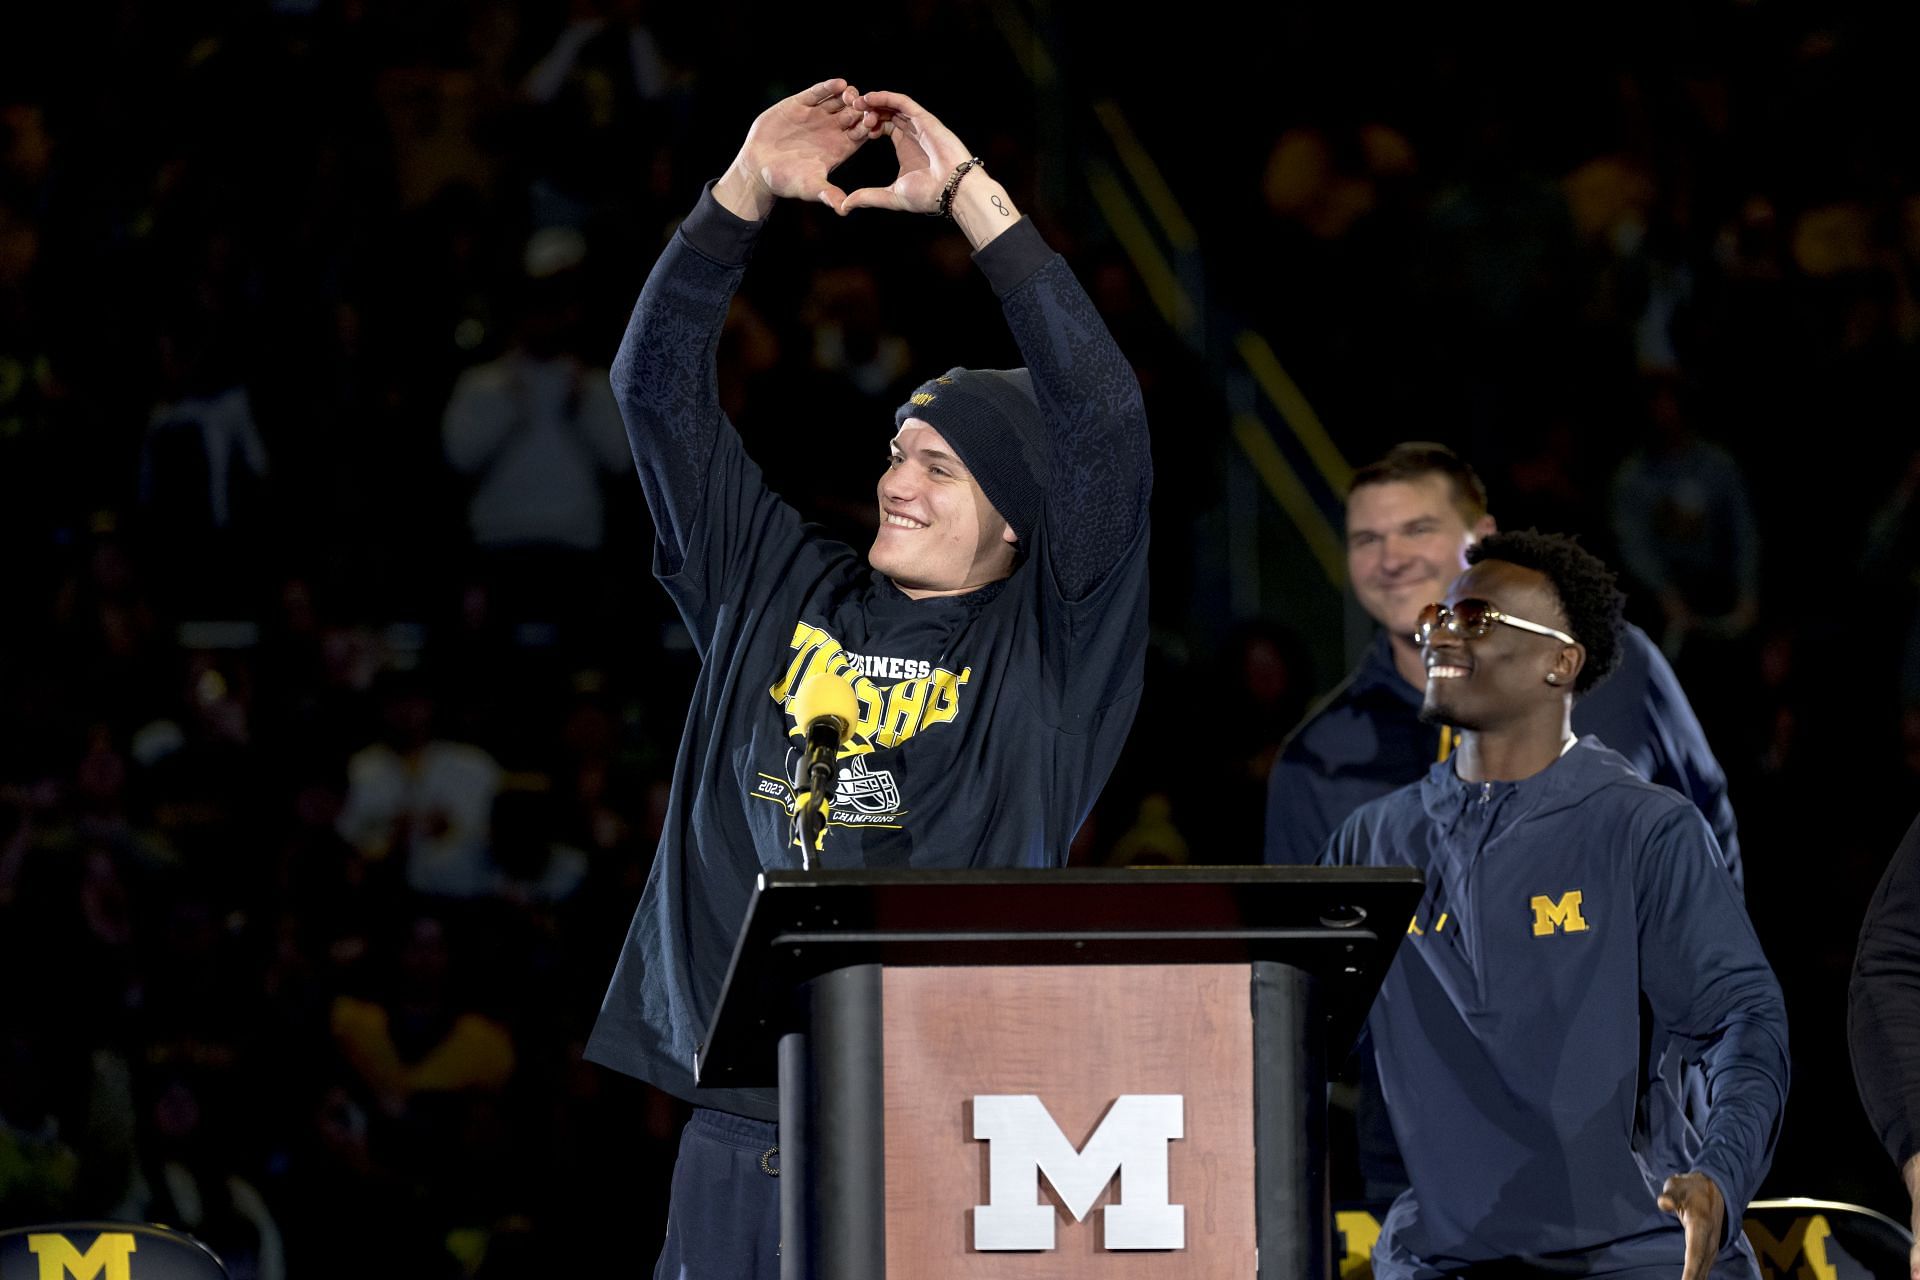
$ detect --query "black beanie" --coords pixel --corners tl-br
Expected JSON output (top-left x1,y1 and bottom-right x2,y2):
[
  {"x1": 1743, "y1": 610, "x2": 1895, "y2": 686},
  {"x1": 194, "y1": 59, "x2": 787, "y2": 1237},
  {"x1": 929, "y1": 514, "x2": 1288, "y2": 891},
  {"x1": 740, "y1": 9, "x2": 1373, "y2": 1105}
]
[{"x1": 892, "y1": 367, "x2": 1049, "y2": 543}]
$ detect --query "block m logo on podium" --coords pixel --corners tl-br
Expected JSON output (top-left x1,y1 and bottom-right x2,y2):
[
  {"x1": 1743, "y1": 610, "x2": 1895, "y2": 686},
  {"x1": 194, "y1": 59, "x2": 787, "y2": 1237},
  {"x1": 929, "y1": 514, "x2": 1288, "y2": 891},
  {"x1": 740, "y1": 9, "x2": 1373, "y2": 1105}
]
[{"x1": 972, "y1": 1094, "x2": 1185, "y2": 1251}]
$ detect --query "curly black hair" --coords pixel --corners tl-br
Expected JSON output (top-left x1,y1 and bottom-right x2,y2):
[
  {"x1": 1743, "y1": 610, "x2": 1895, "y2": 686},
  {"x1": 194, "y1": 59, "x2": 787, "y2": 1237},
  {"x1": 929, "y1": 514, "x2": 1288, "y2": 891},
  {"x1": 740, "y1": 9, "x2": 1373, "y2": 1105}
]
[{"x1": 1466, "y1": 530, "x2": 1626, "y2": 695}]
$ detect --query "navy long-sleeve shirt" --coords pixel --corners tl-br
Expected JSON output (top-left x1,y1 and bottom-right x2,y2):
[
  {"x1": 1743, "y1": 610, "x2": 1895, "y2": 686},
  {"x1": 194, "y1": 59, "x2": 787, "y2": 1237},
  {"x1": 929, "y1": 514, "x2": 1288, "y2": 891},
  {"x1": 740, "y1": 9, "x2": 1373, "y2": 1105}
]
[
  {"x1": 584, "y1": 187, "x2": 1151, "y2": 1119},
  {"x1": 1324, "y1": 740, "x2": 1789, "y2": 1277}
]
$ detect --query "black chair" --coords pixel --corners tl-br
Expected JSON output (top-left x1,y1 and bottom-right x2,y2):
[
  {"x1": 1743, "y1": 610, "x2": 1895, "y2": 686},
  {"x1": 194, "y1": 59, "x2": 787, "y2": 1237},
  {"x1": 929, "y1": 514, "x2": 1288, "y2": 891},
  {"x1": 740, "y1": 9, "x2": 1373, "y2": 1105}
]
[
  {"x1": 1744, "y1": 1198, "x2": 1913, "y2": 1280},
  {"x1": 0, "y1": 1222, "x2": 230, "y2": 1280},
  {"x1": 1330, "y1": 1197, "x2": 1914, "y2": 1279}
]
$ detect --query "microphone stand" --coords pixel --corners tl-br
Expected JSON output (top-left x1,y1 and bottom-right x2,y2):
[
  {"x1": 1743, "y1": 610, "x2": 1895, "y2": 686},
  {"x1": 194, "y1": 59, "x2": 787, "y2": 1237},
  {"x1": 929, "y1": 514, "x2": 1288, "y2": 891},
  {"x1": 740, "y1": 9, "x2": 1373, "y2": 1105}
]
[
  {"x1": 796, "y1": 796, "x2": 826, "y2": 870},
  {"x1": 794, "y1": 726, "x2": 839, "y2": 870}
]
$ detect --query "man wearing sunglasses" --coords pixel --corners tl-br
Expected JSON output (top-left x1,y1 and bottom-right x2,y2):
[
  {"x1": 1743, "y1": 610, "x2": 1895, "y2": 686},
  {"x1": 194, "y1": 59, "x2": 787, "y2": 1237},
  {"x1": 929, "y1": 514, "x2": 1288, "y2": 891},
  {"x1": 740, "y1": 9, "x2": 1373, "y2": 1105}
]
[{"x1": 1324, "y1": 530, "x2": 1787, "y2": 1280}]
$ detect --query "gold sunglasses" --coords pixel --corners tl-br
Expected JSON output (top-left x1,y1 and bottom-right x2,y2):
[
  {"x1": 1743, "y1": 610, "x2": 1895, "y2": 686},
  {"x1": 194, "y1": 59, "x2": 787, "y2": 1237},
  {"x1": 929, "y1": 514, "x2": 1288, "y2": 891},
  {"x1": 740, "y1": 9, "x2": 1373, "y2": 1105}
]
[{"x1": 1414, "y1": 599, "x2": 1577, "y2": 647}]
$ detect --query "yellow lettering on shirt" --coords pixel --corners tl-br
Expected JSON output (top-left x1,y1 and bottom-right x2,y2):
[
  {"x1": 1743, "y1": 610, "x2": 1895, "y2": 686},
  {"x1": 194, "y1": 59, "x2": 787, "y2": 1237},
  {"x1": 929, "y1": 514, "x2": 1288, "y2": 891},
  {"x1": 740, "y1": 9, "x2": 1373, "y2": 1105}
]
[
  {"x1": 852, "y1": 676, "x2": 884, "y2": 739},
  {"x1": 769, "y1": 623, "x2": 830, "y2": 703},
  {"x1": 771, "y1": 624, "x2": 971, "y2": 751},
  {"x1": 921, "y1": 666, "x2": 972, "y2": 729},
  {"x1": 877, "y1": 676, "x2": 929, "y2": 747}
]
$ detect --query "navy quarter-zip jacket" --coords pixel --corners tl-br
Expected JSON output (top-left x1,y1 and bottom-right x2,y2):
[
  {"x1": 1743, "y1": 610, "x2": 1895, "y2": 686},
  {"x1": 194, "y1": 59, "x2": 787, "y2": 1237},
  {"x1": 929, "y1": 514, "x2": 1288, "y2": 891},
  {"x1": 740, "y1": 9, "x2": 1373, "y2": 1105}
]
[{"x1": 1325, "y1": 738, "x2": 1788, "y2": 1277}]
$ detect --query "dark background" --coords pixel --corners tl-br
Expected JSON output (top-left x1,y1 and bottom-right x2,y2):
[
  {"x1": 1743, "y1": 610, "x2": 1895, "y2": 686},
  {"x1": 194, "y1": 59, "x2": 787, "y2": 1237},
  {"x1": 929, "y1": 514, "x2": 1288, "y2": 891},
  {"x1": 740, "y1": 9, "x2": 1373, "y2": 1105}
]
[{"x1": 2, "y1": 1, "x2": 1917, "y2": 1274}]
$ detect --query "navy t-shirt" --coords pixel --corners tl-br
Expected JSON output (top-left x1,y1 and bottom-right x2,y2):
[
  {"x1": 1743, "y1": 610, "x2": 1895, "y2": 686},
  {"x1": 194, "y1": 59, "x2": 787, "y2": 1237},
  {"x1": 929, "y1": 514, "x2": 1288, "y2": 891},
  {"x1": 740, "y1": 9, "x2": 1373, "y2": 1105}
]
[{"x1": 584, "y1": 191, "x2": 1151, "y2": 1120}]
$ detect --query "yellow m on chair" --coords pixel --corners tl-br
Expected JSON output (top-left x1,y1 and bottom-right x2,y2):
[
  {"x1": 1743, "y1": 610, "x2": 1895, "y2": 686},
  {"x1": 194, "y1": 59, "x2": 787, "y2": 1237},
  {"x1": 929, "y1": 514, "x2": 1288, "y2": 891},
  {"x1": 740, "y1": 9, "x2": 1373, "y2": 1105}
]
[
  {"x1": 0, "y1": 1222, "x2": 227, "y2": 1280},
  {"x1": 1743, "y1": 1213, "x2": 1839, "y2": 1280},
  {"x1": 27, "y1": 1233, "x2": 136, "y2": 1280},
  {"x1": 1530, "y1": 891, "x2": 1588, "y2": 936}
]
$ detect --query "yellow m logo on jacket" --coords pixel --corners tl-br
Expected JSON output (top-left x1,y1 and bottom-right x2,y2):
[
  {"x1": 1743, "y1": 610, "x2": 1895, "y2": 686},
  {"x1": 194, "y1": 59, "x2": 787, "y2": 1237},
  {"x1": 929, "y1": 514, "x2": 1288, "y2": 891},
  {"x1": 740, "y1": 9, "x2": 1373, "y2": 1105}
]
[
  {"x1": 1530, "y1": 891, "x2": 1588, "y2": 936},
  {"x1": 27, "y1": 1234, "x2": 137, "y2": 1280}
]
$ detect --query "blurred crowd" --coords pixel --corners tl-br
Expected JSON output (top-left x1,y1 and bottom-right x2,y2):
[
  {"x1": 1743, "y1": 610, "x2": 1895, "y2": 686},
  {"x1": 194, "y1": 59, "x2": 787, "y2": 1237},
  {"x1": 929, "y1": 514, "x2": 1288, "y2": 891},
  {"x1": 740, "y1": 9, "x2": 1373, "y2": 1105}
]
[{"x1": 2, "y1": 1, "x2": 1918, "y2": 1274}]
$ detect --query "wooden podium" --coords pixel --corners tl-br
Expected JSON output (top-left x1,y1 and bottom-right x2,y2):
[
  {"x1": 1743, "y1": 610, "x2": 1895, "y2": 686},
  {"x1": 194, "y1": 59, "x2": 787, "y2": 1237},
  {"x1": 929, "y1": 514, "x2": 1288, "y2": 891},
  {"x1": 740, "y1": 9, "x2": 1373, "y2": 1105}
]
[{"x1": 698, "y1": 867, "x2": 1422, "y2": 1280}]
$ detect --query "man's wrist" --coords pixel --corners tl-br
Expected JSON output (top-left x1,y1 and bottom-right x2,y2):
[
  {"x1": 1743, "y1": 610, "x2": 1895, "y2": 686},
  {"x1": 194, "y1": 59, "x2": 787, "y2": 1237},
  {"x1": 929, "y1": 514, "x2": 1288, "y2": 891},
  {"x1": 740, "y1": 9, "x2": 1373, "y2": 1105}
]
[
  {"x1": 949, "y1": 171, "x2": 1021, "y2": 251},
  {"x1": 1688, "y1": 1167, "x2": 1731, "y2": 1248},
  {"x1": 1708, "y1": 1172, "x2": 1728, "y2": 1240},
  {"x1": 713, "y1": 160, "x2": 776, "y2": 223}
]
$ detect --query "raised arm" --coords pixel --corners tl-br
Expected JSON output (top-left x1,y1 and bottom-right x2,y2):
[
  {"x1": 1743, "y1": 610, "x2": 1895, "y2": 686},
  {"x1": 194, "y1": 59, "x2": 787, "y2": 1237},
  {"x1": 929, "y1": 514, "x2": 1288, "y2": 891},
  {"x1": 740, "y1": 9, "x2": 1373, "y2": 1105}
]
[
  {"x1": 844, "y1": 91, "x2": 1152, "y2": 601},
  {"x1": 612, "y1": 79, "x2": 871, "y2": 571}
]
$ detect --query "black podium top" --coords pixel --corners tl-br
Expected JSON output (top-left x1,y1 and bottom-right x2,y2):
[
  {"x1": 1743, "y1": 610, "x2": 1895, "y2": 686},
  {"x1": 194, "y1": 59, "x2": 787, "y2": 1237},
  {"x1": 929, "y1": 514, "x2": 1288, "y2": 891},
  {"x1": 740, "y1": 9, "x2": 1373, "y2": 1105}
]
[{"x1": 696, "y1": 866, "x2": 1423, "y2": 1088}]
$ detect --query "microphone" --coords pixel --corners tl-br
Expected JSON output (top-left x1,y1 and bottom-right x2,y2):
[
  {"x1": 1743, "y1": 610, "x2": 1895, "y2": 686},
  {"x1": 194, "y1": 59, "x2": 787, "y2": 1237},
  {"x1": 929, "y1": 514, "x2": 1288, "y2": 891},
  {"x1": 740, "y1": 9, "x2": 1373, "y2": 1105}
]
[{"x1": 789, "y1": 668, "x2": 860, "y2": 867}]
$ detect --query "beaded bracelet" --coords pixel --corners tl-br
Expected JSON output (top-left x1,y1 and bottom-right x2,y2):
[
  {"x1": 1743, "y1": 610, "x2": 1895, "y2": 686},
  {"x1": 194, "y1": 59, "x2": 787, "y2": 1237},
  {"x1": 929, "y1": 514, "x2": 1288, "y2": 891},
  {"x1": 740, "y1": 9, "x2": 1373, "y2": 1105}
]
[{"x1": 934, "y1": 157, "x2": 985, "y2": 219}]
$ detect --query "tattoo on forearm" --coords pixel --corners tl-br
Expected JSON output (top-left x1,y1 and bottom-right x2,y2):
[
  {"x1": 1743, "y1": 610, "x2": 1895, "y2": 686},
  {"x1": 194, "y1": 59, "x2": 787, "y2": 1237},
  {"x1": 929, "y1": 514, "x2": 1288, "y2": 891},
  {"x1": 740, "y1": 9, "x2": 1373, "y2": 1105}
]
[{"x1": 992, "y1": 195, "x2": 1011, "y2": 217}]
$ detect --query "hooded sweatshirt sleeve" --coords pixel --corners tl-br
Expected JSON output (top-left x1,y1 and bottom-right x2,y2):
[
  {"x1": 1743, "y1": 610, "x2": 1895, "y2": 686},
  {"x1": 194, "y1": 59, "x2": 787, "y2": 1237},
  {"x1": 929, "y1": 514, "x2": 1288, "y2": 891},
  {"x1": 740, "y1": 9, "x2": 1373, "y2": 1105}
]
[
  {"x1": 1634, "y1": 802, "x2": 1789, "y2": 1223},
  {"x1": 609, "y1": 182, "x2": 763, "y2": 577},
  {"x1": 973, "y1": 218, "x2": 1152, "y2": 603},
  {"x1": 1848, "y1": 811, "x2": 1920, "y2": 1171}
]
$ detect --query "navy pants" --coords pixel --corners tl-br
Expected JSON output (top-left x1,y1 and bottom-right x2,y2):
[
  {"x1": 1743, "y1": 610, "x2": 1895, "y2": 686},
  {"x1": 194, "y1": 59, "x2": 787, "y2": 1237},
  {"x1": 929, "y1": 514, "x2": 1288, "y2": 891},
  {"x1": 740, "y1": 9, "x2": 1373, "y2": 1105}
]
[{"x1": 653, "y1": 1108, "x2": 782, "y2": 1280}]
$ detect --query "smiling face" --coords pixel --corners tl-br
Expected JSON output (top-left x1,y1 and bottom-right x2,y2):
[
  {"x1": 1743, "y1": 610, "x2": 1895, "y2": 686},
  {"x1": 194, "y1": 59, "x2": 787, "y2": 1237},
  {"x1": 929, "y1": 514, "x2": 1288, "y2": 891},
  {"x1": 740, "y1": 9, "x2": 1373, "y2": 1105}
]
[
  {"x1": 1419, "y1": 559, "x2": 1583, "y2": 732},
  {"x1": 1346, "y1": 475, "x2": 1488, "y2": 643},
  {"x1": 869, "y1": 419, "x2": 1018, "y2": 599}
]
